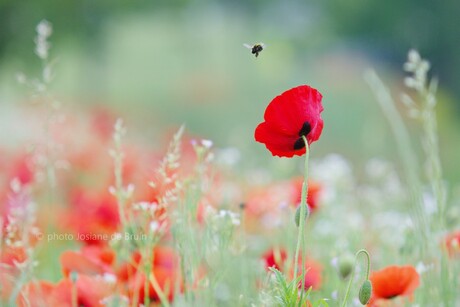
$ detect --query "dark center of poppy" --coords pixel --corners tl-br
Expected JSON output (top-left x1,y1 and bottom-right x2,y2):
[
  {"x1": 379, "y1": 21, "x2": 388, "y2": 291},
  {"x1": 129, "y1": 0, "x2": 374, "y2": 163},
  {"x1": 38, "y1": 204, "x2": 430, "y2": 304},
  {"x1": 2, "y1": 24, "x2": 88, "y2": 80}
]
[{"x1": 293, "y1": 121, "x2": 311, "y2": 150}]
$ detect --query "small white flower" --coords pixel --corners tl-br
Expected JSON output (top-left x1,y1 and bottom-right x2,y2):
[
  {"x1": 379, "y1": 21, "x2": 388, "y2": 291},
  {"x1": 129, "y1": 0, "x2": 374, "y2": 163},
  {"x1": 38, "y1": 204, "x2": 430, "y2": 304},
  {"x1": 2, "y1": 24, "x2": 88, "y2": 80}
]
[
  {"x1": 102, "y1": 273, "x2": 117, "y2": 284},
  {"x1": 201, "y1": 139, "x2": 213, "y2": 149},
  {"x1": 36, "y1": 20, "x2": 52, "y2": 38},
  {"x1": 108, "y1": 186, "x2": 116, "y2": 195},
  {"x1": 149, "y1": 221, "x2": 160, "y2": 233}
]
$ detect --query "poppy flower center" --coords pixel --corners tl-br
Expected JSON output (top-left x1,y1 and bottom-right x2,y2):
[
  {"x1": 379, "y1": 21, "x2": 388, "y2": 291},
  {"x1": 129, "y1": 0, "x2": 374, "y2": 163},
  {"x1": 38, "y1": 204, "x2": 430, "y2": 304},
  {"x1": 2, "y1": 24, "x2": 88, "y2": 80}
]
[{"x1": 293, "y1": 121, "x2": 311, "y2": 150}]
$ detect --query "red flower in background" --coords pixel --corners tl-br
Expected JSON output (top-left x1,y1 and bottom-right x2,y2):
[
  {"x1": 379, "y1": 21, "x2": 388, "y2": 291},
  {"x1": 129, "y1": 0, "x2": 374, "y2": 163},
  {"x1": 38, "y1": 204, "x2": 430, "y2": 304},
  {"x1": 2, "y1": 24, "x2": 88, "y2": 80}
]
[
  {"x1": 64, "y1": 188, "x2": 120, "y2": 245},
  {"x1": 18, "y1": 275, "x2": 116, "y2": 307},
  {"x1": 262, "y1": 248, "x2": 288, "y2": 271},
  {"x1": 369, "y1": 265, "x2": 420, "y2": 306},
  {"x1": 60, "y1": 245, "x2": 116, "y2": 277},
  {"x1": 291, "y1": 178, "x2": 322, "y2": 213},
  {"x1": 255, "y1": 85, "x2": 324, "y2": 157},
  {"x1": 444, "y1": 231, "x2": 460, "y2": 256},
  {"x1": 293, "y1": 258, "x2": 323, "y2": 290},
  {"x1": 117, "y1": 246, "x2": 181, "y2": 304},
  {"x1": 262, "y1": 248, "x2": 322, "y2": 290},
  {"x1": 0, "y1": 247, "x2": 28, "y2": 300}
]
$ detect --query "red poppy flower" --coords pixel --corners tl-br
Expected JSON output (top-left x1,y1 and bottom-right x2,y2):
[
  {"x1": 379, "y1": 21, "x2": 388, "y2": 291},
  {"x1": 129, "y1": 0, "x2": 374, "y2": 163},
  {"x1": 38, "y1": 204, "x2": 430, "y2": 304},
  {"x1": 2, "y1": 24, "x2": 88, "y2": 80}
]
[
  {"x1": 262, "y1": 248, "x2": 322, "y2": 290},
  {"x1": 443, "y1": 231, "x2": 460, "y2": 257},
  {"x1": 262, "y1": 248, "x2": 288, "y2": 271},
  {"x1": 0, "y1": 247, "x2": 28, "y2": 300},
  {"x1": 63, "y1": 188, "x2": 120, "y2": 245},
  {"x1": 369, "y1": 265, "x2": 420, "y2": 306},
  {"x1": 255, "y1": 85, "x2": 324, "y2": 157},
  {"x1": 17, "y1": 275, "x2": 116, "y2": 307},
  {"x1": 292, "y1": 258, "x2": 323, "y2": 290},
  {"x1": 290, "y1": 178, "x2": 322, "y2": 213},
  {"x1": 60, "y1": 245, "x2": 115, "y2": 277},
  {"x1": 117, "y1": 246, "x2": 181, "y2": 304}
]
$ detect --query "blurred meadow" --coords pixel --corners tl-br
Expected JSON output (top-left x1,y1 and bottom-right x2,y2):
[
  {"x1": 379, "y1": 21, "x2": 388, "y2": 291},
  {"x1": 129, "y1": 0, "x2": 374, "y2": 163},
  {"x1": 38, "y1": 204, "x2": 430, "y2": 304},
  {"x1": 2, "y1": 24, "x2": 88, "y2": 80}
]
[{"x1": 1, "y1": 1, "x2": 460, "y2": 306}]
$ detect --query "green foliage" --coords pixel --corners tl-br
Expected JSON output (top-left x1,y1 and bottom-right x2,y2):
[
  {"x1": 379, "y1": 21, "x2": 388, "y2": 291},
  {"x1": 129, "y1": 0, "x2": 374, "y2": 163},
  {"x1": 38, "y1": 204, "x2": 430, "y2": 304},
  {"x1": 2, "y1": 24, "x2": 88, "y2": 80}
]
[{"x1": 268, "y1": 267, "x2": 318, "y2": 307}]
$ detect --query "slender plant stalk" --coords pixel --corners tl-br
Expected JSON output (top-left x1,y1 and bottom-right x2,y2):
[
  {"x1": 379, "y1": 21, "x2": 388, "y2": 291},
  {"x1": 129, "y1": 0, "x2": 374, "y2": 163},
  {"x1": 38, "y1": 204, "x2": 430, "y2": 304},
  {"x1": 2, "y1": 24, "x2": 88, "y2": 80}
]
[
  {"x1": 293, "y1": 137, "x2": 310, "y2": 302},
  {"x1": 149, "y1": 272, "x2": 171, "y2": 307},
  {"x1": 341, "y1": 249, "x2": 371, "y2": 307},
  {"x1": 364, "y1": 70, "x2": 429, "y2": 255},
  {"x1": 71, "y1": 279, "x2": 78, "y2": 307}
]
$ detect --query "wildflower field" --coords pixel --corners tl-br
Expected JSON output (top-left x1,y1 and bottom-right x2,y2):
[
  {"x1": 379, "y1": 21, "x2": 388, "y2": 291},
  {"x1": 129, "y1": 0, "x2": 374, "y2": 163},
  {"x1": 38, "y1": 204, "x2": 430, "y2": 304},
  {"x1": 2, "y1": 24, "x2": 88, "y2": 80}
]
[{"x1": 1, "y1": 3, "x2": 460, "y2": 307}]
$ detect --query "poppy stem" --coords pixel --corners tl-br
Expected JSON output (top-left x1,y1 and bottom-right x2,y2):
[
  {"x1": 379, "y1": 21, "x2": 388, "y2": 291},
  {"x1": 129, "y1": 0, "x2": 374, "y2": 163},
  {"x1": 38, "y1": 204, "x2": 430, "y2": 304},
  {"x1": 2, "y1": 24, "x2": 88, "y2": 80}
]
[
  {"x1": 71, "y1": 273, "x2": 78, "y2": 307},
  {"x1": 293, "y1": 137, "x2": 310, "y2": 302},
  {"x1": 149, "y1": 272, "x2": 171, "y2": 307},
  {"x1": 341, "y1": 249, "x2": 371, "y2": 307}
]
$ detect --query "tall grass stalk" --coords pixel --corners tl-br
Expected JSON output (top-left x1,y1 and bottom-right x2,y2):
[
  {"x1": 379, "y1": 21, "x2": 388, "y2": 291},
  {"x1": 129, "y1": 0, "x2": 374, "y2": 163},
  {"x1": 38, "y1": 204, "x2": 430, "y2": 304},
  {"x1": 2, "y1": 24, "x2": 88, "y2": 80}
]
[
  {"x1": 365, "y1": 50, "x2": 453, "y2": 305},
  {"x1": 403, "y1": 49, "x2": 446, "y2": 230},
  {"x1": 364, "y1": 70, "x2": 429, "y2": 255},
  {"x1": 402, "y1": 49, "x2": 451, "y2": 306}
]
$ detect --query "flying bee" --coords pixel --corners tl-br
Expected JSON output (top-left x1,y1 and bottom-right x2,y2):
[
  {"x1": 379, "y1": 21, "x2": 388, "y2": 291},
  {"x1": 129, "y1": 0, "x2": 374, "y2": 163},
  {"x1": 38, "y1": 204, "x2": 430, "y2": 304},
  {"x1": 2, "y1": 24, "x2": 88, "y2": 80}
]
[{"x1": 244, "y1": 43, "x2": 266, "y2": 58}]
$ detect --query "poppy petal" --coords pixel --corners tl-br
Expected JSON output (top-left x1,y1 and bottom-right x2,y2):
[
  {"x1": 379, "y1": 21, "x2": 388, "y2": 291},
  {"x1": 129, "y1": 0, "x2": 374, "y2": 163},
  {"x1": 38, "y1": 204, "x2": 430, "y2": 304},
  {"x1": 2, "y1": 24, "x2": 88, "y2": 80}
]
[{"x1": 255, "y1": 85, "x2": 324, "y2": 157}]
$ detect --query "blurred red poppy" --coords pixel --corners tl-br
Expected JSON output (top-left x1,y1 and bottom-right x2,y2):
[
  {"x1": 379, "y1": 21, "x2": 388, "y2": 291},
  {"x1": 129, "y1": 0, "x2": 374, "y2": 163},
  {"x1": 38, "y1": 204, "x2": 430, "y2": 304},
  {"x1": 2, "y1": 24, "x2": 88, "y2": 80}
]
[
  {"x1": 262, "y1": 248, "x2": 288, "y2": 271},
  {"x1": 291, "y1": 178, "x2": 322, "y2": 213},
  {"x1": 293, "y1": 258, "x2": 323, "y2": 290},
  {"x1": 262, "y1": 248, "x2": 322, "y2": 290},
  {"x1": 60, "y1": 245, "x2": 116, "y2": 277},
  {"x1": 0, "y1": 247, "x2": 28, "y2": 300},
  {"x1": 117, "y1": 246, "x2": 181, "y2": 304},
  {"x1": 443, "y1": 231, "x2": 460, "y2": 256},
  {"x1": 18, "y1": 275, "x2": 116, "y2": 307},
  {"x1": 64, "y1": 188, "x2": 120, "y2": 245},
  {"x1": 369, "y1": 265, "x2": 420, "y2": 306},
  {"x1": 255, "y1": 85, "x2": 324, "y2": 157}
]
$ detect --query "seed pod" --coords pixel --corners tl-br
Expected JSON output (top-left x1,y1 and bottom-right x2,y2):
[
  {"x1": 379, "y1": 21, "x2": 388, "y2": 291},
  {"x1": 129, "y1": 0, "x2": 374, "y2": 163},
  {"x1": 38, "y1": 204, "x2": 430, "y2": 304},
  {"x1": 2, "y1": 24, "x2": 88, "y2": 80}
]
[{"x1": 359, "y1": 279, "x2": 372, "y2": 305}]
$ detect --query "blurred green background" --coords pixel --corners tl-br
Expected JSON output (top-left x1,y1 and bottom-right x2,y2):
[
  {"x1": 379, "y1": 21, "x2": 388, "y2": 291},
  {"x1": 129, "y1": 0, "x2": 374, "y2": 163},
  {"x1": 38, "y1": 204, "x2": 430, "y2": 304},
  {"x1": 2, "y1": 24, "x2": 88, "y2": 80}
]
[{"x1": 0, "y1": 0, "x2": 459, "y2": 181}]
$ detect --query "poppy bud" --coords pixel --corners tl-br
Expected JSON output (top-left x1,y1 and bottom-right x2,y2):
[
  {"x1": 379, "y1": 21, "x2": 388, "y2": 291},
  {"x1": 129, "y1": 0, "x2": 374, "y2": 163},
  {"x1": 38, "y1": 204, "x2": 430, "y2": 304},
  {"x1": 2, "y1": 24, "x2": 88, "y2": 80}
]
[
  {"x1": 358, "y1": 279, "x2": 372, "y2": 305},
  {"x1": 338, "y1": 253, "x2": 355, "y2": 279},
  {"x1": 295, "y1": 204, "x2": 310, "y2": 227}
]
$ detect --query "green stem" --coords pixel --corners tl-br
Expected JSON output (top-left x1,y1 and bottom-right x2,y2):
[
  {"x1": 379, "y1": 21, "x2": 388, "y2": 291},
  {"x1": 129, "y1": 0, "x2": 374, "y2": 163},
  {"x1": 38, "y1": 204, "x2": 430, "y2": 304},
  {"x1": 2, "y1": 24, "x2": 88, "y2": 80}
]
[
  {"x1": 341, "y1": 249, "x2": 371, "y2": 307},
  {"x1": 365, "y1": 70, "x2": 429, "y2": 256},
  {"x1": 71, "y1": 278, "x2": 78, "y2": 307},
  {"x1": 293, "y1": 137, "x2": 310, "y2": 303}
]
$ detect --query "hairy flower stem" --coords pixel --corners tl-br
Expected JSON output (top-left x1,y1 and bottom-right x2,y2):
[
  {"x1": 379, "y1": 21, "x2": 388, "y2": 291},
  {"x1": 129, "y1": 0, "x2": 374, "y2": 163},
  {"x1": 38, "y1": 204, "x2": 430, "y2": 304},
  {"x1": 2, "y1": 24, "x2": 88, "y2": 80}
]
[
  {"x1": 293, "y1": 137, "x2": 310, "y2": 301},
  {"x1": 341, "y1": 249, "x2": 371, "y2": 307}
]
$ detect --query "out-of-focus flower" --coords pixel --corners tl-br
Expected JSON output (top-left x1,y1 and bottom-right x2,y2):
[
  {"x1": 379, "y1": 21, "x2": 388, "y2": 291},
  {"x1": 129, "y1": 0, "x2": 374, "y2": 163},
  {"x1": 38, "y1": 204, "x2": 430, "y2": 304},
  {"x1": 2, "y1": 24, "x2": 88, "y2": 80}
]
[
  {"x1": 117, "y1": 246, "x2": 181, "y2": 304},
  {"x1": 294, "y1": 258, "x2": 323, "y2": 290},
  {"x1": 369, "y1": 265, "x2": 420, "y2": 306},
  {"x1": 64, "y1": 188, "x2": 120, "y2": 245},
  {"x1": 18, "y1": 275, "x2": 116, "y2": 307},
  {"x1": 262, "y1": 248, "x2": 322, "y2": 290},
  {"x1": 60, "y1": 245, "x2": 116, "y2": 277},
  {"x1": 90, "y1": 107, "x2": 117, "y2": 142},
  {"x1": 443, "y1": 231, "x2": 460, "y2": 256},
  {"x1": 0, "y1": 246, "x2": 29, "y2": 300},
  {"x1": 262, "y1": 248, "x2": 288, "y2": 271},
  {"x1": 255, "y1": 85, "x2": 324, "y2": 157},
  {"x1": 243, "y1": 178, "x2": 322, "y2": 232},
  {"x1": 290, "y1": 178, "x2": 322, "y2": 213}
]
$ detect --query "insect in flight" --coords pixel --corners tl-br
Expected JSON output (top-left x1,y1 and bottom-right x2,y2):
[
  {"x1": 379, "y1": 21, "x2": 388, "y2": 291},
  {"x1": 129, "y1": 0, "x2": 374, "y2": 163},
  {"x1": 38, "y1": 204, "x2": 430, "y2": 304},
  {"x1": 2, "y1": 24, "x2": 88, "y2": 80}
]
[{"x1": 244, "y1": 43, "x2": 266, "y2": 58}]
